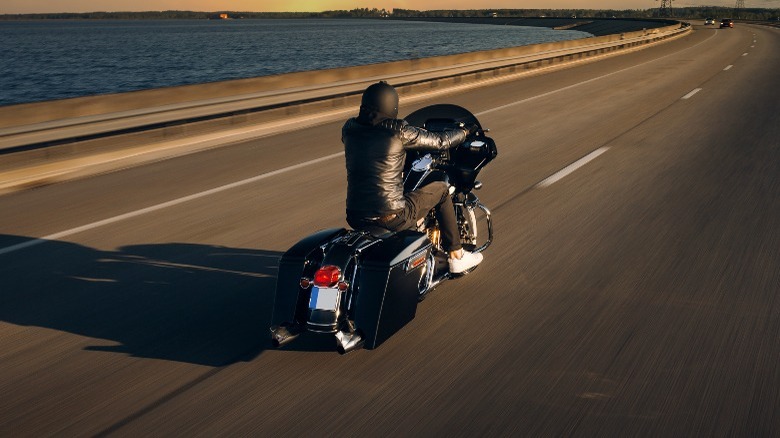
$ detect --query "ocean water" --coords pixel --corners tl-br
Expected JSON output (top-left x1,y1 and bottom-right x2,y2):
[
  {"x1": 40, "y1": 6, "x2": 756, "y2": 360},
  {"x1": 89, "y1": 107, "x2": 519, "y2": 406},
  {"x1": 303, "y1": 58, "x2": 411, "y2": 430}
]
[{"x1": 0, "y1": 19, "x2": 590, "y2": 106}]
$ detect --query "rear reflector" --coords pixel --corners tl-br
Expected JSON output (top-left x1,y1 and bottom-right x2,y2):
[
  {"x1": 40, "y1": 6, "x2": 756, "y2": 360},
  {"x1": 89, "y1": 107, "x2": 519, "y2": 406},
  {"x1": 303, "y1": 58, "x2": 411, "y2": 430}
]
[{"x1": 407, "y1": 252, "x2": 427, "y2": 272}]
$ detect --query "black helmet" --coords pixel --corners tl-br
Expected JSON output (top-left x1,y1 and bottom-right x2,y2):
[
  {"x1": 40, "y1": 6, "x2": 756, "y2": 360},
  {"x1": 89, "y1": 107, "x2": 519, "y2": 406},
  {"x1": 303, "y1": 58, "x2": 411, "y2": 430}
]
[{"x1": 358, "y1": 81, "x2": 398, "y2": 124}]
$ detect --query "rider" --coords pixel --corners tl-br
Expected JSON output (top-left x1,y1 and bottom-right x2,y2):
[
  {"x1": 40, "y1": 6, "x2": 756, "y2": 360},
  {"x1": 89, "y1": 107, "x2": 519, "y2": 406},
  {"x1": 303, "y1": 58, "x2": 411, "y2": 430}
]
[{"x1": 342, "y1": 81, "x2": 483, "y2": 274}]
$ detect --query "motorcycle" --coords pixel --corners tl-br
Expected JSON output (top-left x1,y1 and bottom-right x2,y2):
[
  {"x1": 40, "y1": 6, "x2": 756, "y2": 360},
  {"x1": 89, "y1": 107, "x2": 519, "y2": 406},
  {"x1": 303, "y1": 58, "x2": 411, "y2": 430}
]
[{"x1": 269, "y1": 104, "x2": 498, "y2": 354}]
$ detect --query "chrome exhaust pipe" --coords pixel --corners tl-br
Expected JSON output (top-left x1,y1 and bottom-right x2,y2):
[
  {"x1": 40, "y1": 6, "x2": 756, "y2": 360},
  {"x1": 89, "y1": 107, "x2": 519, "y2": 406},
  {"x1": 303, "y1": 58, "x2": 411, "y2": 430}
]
[
  {"x1": 335, "y1": 330, "x2": 364, "y2": 354},
  {"x1": 270, "y1": 325, "x2": 300, "y2": 348}
]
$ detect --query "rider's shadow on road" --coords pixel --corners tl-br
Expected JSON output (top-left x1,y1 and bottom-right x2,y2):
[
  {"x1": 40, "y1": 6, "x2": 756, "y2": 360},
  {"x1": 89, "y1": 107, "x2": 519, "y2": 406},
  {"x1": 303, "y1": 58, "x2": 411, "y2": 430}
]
[{"x1": 0, "y1": 234, "x2": 281, "y2": 366}]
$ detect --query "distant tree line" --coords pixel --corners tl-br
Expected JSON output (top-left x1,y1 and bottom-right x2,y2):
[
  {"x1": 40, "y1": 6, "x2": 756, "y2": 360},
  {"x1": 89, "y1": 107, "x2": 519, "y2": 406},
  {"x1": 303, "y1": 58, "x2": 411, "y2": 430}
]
[
  {"x1": 392, "y1": 9, "x2": 649, "y2": 19},
  {"x1": 0, "y1": 9, "x2": 387, "y2": 20},
  {"x1": 391, "y1": 8, "x2": 779, "y2": 20},
  {"x1": 1, "y1": 7, "x2": 777, "y2": 21},
  {"x1": 0, "y1": 10, "x2": 319, "y2": 20},
  {"x1": 670, "y1": 7, "x2": 779, "y2": 20}
]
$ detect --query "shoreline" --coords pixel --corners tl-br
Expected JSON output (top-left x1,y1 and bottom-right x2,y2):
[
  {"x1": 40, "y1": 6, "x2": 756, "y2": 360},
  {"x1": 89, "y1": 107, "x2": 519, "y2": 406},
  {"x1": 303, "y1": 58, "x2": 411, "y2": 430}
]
[
  {"x1": 1, "y1": 18, "x2": 594, "y2": 107},
  {"x1": 2, "y1": 6, "x2": 776, "y2": 21}
]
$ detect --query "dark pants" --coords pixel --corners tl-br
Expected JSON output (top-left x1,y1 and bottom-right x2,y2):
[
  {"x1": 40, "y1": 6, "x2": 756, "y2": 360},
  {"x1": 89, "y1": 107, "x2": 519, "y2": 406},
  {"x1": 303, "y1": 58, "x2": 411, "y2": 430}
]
[{"x1": 347, "y1": 182, "x2": 462, "y2": 252}]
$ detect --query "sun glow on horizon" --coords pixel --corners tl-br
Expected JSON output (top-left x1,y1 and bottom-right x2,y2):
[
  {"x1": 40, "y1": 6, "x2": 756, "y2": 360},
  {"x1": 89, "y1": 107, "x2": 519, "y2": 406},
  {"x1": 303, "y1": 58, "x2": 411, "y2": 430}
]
[{"x1": 1, "y1": 0, "x2": 761, "y2": 14}]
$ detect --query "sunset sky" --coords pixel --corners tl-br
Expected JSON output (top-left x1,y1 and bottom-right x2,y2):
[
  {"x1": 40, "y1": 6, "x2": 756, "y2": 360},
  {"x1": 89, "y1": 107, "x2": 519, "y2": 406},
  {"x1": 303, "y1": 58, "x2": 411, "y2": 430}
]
[{"x1": 3, "y1": 0, "x2": 776, "y2": 14}]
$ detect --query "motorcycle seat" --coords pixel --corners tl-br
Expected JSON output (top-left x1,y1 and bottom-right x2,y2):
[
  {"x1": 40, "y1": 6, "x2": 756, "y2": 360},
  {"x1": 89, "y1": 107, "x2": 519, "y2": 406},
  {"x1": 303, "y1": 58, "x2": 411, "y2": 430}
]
[{"x1": 356, "y1": 225, "x2": 396, "y2": 239}]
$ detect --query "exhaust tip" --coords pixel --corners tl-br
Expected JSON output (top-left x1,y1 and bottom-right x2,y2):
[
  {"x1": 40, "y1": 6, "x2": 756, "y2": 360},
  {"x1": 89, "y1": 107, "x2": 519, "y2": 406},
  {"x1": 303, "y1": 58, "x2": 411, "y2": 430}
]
[
  {"x1": 335, "y1": 330, "x2": 364, "y2": 355},
  {"x1": 270, "y1": 324, "x2": 299, "y2": 348}
]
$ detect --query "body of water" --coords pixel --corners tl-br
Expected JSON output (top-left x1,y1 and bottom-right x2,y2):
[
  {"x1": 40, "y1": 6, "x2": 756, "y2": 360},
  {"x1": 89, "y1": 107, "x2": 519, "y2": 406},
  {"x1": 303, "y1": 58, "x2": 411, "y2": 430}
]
[{"x1": 0, "y1": 19, "x2": 590, "y2": 106}]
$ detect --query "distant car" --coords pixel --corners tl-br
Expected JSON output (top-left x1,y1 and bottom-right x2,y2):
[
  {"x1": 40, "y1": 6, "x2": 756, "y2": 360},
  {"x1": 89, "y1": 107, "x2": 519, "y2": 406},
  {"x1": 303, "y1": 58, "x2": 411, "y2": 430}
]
[
  {"x1": 720, "y1": 18, "x2": 734, "y2": 28},
  {"x1": 704, "y1": 18, "x2": 715, "y2": 25}
]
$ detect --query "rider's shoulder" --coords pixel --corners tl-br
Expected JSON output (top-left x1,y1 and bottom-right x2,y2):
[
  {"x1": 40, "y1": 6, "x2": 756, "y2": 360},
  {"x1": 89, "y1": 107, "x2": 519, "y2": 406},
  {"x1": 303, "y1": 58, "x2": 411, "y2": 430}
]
[
  {"x1": 343, "y1": 117, "x2": 361, "y2": 129},
  {"x1": 378, "y1": 118, "x2": 409, "y2": 132}
]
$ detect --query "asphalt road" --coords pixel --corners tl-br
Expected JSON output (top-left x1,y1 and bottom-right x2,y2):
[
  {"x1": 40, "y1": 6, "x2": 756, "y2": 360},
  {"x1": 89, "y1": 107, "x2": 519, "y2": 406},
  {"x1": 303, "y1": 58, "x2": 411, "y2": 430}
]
[{"x1": 1, "y1": 24, "x2": 778, "y2": 436}]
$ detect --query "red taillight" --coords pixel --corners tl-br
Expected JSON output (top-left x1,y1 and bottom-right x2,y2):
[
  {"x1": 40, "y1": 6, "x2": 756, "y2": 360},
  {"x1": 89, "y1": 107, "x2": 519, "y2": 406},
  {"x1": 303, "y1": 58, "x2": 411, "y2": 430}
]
[{"x1": 314, "y1": 265, "x2": 341, "y2": 287}]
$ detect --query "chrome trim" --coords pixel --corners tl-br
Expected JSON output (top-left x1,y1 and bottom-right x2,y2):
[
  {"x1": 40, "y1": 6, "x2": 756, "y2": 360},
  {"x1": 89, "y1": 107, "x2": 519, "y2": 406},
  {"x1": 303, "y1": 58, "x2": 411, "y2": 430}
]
[
  {"x1": 335, "y1": 330, "x2": 364, "y2": 354},
  {"x1": 429, "y1": 273, "x2": 449, "y2": 290},
  {"x1": 309, "y1": 327, "x2": 338, "y2": 334},
  {"x1": 418, "y1": 252, "x2": 434, "y2": 295},
  {"x1": 307, "y1": 320, "x2": 337, "y2": 327},
  {"x1": 353, "y1": 237, "x2": 381, "y2": 254},
  {"x1": 411, "y1": 154, "x2": 434, "y2": 172},
  {"x1": 404, "y1": 163, "x2": 433, "y2": 191},
  {"x1": 453, "y1": 194, "x2": 493, "y2": 253},
  {"x1": 474, "y1": 203, "x2": 493, "y2": 253},
  {"x1": 347, "y1": 261, "x2": 358, "y2": 311},
  {"x1": 405, "y1": 249, "x2": 429, "y2": 273},
  {"x1": 270, "y1": 325, "x2": 300, "y2": 347}
]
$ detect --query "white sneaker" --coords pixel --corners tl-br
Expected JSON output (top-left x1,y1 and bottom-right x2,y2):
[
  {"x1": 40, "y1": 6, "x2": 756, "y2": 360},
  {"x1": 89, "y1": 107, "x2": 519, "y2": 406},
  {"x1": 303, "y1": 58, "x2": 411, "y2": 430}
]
[{"x1": 449, "y1": 250, "x2": 483, "y2": 274}]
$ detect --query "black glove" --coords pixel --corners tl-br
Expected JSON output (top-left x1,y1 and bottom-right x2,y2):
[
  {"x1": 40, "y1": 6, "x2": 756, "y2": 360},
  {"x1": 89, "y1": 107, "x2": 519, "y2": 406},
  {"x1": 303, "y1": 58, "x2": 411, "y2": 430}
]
[{"x1": 460, "y1": 122, "x2": 480, "y2": 137}]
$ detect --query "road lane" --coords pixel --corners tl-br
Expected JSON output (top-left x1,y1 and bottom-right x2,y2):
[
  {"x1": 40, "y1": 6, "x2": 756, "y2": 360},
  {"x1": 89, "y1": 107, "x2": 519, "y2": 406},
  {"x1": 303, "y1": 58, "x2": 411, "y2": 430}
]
[{"x1": 1, "y1": 24, "x2": 778, "y2": 436}]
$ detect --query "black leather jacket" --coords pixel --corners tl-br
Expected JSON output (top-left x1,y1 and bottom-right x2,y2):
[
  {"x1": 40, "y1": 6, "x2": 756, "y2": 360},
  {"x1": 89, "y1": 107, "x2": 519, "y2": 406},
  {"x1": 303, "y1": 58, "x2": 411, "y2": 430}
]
[{"x1": 343, "y1": 117, "x2": 467, "y2": 216}]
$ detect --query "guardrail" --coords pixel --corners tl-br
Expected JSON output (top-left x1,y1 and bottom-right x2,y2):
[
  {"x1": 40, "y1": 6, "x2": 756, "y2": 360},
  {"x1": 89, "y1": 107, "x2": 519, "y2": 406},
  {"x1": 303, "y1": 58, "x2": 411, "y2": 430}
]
[{"x1": 0, "y1": 21, "x2": 689, "y2": 157}]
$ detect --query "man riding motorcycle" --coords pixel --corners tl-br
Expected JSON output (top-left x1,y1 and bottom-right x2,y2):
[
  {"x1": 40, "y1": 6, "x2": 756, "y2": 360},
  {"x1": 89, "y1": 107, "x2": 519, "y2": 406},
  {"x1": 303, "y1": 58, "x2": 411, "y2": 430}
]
[{"x1": 342, "y1": 81, "x2": 483, "y2": 274}]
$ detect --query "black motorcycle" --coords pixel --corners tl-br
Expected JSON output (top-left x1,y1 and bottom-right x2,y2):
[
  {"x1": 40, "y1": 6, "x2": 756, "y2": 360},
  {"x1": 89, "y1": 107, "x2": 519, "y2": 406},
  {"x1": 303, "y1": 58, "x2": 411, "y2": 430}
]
[{"x1": 269, "y1": 104, "x2": 498, "y2": 353}]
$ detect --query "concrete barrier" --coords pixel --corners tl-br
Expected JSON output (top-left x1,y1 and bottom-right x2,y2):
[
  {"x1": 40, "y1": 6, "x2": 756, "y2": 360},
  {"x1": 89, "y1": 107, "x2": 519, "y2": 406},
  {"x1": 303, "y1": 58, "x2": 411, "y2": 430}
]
[{"x1": 0, "y1": 21, "x2": 688, "y2": 156}]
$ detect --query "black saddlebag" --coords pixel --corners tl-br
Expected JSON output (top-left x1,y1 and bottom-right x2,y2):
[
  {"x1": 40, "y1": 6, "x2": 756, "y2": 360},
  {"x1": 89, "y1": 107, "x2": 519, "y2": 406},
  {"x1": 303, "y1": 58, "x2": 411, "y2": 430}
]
[{"x1": 354, "y1": 230, "x2": 431, "y2": 349}]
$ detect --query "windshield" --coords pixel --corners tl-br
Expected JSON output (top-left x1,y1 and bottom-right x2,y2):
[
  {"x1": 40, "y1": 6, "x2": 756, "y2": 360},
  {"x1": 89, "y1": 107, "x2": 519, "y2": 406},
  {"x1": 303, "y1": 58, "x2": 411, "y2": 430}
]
[{"x1": 404, "y1": 104, "x2": 482, "y2": 130}]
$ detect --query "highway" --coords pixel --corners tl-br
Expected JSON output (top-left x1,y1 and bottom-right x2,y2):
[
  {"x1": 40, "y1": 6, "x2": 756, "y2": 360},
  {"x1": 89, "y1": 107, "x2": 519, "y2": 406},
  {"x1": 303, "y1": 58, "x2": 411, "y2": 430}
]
[{"x1": 1, "y1": 23, "x2": 778, "y2": 436}]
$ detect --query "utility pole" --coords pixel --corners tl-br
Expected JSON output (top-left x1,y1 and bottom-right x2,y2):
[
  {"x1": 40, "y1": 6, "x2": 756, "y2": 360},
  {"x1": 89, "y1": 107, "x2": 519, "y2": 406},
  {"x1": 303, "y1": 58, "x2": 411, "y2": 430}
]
[
  {"x1": 734, "y1": 0, "x2": 745, "y2": 19},
  {"x1": 656, "y1": 0, "x2": 673, "y2": 18}
]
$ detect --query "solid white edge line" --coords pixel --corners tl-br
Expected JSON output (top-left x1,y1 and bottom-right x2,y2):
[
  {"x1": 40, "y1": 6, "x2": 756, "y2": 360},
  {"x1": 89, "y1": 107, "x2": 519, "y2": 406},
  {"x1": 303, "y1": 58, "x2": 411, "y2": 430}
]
[
  {"x1": 682, "y1": 88, "x2": 702, "y2": 100},
  {"x1": 536, "y1": 147, "x2": 610, "y2": 188},
  {"x1": 0, "y1": 152, "x2": 345, "y2": 256}
]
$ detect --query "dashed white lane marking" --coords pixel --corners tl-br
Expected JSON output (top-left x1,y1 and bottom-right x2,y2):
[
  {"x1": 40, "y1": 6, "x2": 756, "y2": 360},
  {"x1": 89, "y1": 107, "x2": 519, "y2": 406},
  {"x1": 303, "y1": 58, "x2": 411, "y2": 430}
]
[
  {"x1": 536, "y1": 147, "x2": 610, "y2": 188},
  {"x1": 742, "y1": 53, "x2": 749, "y2": 56},
  {"x1": 0, "y1": 152, "x2": 345, "y2": 256},
  {"x1": 682, "y1": 88, "x2": 702, "y2": 100},
  {"x1": 724, "y1": 65, "x2": 733, "y2": 71},
  {"x1": 476, "y1": 30, "x2": 719, "y2": 117}
]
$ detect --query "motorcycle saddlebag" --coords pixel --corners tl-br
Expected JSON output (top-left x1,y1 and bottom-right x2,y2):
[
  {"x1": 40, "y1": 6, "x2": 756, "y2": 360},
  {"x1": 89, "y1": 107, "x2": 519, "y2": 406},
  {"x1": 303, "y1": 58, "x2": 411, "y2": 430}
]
[{"x1": 354, "y1": 230, "x2": 431, "y2": 349}]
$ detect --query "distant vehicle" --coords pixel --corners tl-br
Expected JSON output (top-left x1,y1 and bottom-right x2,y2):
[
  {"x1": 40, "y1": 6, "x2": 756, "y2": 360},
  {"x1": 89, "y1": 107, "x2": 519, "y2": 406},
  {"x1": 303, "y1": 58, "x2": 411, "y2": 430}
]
[
  {"x1": 720, "y1": 18, "x2": 734, "y2": 28},
  {"x1": 704, "y1": 18, "x2": 715, "y2": 25}
]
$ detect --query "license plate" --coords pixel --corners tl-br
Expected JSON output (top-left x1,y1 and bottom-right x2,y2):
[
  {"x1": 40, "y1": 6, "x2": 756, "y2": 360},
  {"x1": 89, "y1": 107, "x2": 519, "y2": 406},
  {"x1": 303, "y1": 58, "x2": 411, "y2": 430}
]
[{"x1": 309, "y1": 287, "x2": 339, "y2": 311}]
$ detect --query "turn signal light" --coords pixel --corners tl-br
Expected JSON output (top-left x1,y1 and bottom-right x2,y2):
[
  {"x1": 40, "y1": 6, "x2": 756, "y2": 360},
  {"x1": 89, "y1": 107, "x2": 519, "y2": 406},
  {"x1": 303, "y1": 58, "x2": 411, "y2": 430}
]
[{"x1": 314, "y1": 265, "x2": 341, "y2": 287}]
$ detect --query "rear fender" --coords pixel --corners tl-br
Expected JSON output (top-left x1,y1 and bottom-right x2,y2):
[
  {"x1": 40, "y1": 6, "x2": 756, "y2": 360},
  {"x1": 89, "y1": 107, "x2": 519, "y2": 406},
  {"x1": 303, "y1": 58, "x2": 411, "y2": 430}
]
[{"x1": 271, "y1": 228, "x2": 346, "y2": 326}]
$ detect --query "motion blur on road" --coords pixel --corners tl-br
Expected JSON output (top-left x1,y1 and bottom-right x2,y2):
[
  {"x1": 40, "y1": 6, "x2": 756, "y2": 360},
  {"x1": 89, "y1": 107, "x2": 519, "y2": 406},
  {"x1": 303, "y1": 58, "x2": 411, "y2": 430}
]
[{"x1": 1, "y1": 23, "x2": 778, "y2": 435}]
